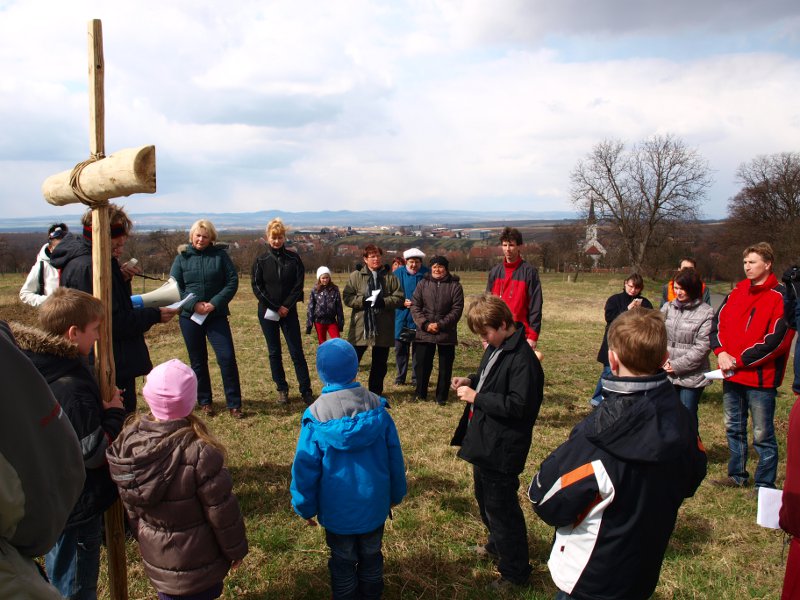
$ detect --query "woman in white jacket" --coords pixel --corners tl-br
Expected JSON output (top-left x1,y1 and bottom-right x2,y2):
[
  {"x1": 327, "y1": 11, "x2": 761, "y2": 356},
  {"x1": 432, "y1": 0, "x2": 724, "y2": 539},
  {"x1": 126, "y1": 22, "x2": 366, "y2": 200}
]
[
  {"x1": 661, "y1": 267, "x2": 714, "y2": 432},
  {"x1": 19, "y1": 223, "x2": 68, "y2": 307}
]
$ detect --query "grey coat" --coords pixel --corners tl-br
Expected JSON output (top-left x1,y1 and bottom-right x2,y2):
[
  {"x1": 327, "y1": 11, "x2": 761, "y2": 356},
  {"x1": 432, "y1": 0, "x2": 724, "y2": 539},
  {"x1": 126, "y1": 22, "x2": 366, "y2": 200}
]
[{"x1": 661, "y1": 299, "x2": 714, "y2": 389}]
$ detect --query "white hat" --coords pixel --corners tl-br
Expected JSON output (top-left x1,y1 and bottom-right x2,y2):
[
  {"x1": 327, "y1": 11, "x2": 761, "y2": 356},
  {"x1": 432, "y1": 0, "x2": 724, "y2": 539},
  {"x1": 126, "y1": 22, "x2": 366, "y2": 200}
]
[
  {"x1": 403, "y1": 247, "x2": 425, "y2": 260},
  {"x1": 316, "y1": 266, "x2": 331, "y2": 280}
]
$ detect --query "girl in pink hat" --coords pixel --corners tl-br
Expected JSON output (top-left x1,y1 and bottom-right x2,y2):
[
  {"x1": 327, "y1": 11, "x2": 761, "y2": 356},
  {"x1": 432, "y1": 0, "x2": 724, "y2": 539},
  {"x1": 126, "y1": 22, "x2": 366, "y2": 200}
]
[{"x1": 107, "y1": 359, "x2": 248, "y2": 600}]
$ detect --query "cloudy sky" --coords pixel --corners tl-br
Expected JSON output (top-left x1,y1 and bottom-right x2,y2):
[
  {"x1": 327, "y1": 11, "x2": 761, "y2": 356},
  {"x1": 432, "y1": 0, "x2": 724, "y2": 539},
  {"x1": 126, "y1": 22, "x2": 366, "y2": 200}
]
[{"x1": 1, "y1": 0, "x2": 798, "y2": 222}]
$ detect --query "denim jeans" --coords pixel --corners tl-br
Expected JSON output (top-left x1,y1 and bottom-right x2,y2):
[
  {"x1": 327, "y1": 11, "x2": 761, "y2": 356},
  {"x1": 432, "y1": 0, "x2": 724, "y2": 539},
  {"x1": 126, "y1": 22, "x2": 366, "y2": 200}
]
[
  {"x1": 722, "y1": 381, "x2": 778, "y2": 488},
  {"x1": 590, "y1": 365, "x2": 613, "y2": 406},
  {"x1": 45, "y1": 515, "x2": 102, "y2": 600},
  {"x1": 394, "y1": 339, "x2": 417, "y2": 384},
  {"x1": 473, "y1": 465, "x2": 532, "y2": 584},
  {"x1": 180, "y1": 315, "x2": 242, "y2": 410},
  {"x1": 355, "y1": 345, "x2": 391, "y2": 397},
  {"x1": 414, "y1": 342, "x2": 455, "y2": 404},
  {"x1": 674, "y1": 385, "x2": 704, "y2": 433},
  {"x1": 325, "y1": 525, "x2": 385, "y2": 600},
  {"x1": 257, "y1": 308, "x2": 312, "y2": 394}
]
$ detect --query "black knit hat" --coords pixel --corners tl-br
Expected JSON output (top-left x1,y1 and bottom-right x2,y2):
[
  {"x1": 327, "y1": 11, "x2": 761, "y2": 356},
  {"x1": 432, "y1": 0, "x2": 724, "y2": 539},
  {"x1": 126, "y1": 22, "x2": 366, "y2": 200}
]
[{"x1": 430, "y1": 255, "x2": 449, "y2": 269}]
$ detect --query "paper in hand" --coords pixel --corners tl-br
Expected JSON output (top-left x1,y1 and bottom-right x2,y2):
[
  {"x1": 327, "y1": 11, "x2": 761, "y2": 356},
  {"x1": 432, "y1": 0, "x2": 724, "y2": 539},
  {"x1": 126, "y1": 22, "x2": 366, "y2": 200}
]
[
  {"x1": 366, "y1": 288, "x2": 381, "y2": 305},
  {"x1": 264, "y1": 308, "x2": 281, "y2": 321},
  {"x1": 756, "y1": 487, "x2": 783, "y2": 529},
  {"x1": 166, "y1": 292, "x2": 196, "y2": 311},
  {"x1": 191, "y1": 311, "x2": 208, "y2": 325}
]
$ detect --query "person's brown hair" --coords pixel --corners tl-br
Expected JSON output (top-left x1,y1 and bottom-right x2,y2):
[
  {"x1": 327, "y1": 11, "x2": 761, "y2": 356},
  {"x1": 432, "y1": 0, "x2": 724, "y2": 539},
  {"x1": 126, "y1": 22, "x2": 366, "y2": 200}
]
[
  {"x1": 743, "y1": 242, "x2": 775, "y2": 267},
  {"x1": 607, "y1": 307, "x2": 666, "y2": 375},
  {"x1": 674, "y1": 268, "x2": 702, "y2": 301},
  {"x1": 39, "y1": 287, "x2": 104, "y2": 336},
  {"x1": 499, "y1": 226, "x2": 523, "y2": 245},
  {"x1": 466, "y1": 293, "x2": 514, "y2": 334},
  {"x1": 81, "y1": 203, "x2": 133, "y2": 234},
  {"x1": 363, "y1": 244, "x2": 383, "y2": 258},
  {"x1": 625, "y1": 273, "x2": 644, "y2": 290}
]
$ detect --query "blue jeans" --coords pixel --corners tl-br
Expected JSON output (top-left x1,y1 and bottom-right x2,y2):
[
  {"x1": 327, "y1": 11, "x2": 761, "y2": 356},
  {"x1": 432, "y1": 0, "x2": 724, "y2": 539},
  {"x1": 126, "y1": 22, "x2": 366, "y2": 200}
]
[
  {"x1": 722, "y1": 381, "x2": 778, "y2": 488},
  {"x1": 590, "y1": 365, "x2": 613, "y2": 406},
  {"x1": 473, "y1": 465, "x2": 531, "y2": 585},
  {"x1": 179, "y1": 316, "x2": 242, "y2": 410},
  {"x1": 325, "y1": 525, "x2": 385, "y2": 600},
  {"x1": 257, "y1": 307, "x2": 312, "y2": 394},
  {"x1": 675, "y1": 385, "x2": 704, "y2": 432},
  {"x1": 45, "y1": 516, "x2": 102, "y2": 600}
]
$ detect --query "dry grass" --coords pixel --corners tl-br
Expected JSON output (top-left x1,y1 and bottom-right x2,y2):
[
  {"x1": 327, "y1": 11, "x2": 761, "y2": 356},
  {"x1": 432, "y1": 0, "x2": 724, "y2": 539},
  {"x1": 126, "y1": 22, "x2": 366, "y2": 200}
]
[{"x1": 0, "y1": 270, "x2": 791, "y2": 599}]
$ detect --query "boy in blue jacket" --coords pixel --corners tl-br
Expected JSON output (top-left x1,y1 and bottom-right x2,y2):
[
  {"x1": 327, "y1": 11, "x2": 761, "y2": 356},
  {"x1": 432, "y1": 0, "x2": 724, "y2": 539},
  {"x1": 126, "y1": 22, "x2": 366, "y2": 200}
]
[{"x1": 291, "y1": 338, "x2": 407, "y2": 600}]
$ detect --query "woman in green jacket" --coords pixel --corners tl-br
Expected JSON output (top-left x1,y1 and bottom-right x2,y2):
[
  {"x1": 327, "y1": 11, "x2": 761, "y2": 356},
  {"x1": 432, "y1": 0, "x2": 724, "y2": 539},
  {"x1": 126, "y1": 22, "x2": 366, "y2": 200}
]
[{"x1": 171, "y1": 219, "x2": 243, "y2": 418}]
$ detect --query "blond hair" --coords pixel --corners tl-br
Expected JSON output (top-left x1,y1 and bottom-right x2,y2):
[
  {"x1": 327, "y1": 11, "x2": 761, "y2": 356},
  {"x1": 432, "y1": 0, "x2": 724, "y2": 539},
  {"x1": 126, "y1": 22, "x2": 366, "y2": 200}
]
[
  {"x1": 39, "y1": 287, "x2": 104, "y2": 336},
  {"x1": 189, "y1": 219, "x2": 218, "y2": 243},
  {"x1": 266, "y1": 218, "x2": 286, "y2": 239},
  {"x1": 607, "y1": 307, "x2": 666, "y2": 375},
  {"x1": 466, "y1": 293, "x2": 514, "y2": 334}
]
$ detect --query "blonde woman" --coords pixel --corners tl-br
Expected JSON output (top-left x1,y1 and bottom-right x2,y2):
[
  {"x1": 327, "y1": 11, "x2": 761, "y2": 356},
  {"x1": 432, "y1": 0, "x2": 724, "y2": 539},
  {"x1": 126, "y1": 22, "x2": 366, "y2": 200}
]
[{"x1": 171, "y1": 219, "x2": 243, "y2": 418}]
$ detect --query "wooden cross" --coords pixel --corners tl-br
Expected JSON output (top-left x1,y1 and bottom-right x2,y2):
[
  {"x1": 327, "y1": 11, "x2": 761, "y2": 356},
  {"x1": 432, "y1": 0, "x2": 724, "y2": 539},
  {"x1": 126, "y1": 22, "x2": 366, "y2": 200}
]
[{"x1": 41, "y1": 20, "x2": 157, "y2": 600}]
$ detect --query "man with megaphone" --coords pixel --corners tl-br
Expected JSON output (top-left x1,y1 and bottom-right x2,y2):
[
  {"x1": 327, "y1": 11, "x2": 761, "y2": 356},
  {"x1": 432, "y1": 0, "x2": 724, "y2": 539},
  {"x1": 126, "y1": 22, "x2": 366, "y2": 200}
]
[{"x1": 51, "y1": 204, "x2": 177, "y2": 413}]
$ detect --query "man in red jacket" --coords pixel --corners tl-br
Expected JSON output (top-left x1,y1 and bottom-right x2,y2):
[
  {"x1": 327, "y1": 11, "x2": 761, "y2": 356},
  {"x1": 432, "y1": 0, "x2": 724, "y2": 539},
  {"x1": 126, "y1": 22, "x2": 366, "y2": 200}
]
[
  {"x1": 486, "y1": 227, "x2": 542, "y2": 350},
  {"x1": 710, "y1": 242, "x2": 793, "y2": 489}
]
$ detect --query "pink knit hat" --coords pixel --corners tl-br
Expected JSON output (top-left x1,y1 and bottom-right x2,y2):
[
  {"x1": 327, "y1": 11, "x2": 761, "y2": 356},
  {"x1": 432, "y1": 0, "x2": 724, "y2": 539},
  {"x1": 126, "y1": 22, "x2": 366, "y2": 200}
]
[{"x1": 142, "y1": 359, "x2": 197, "y2": 420}]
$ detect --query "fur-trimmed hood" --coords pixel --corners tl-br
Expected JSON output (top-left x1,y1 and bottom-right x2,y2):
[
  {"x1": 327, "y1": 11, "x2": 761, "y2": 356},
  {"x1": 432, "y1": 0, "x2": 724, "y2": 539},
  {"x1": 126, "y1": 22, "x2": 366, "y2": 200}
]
[
  {"x1": 9, "y1": 322, "x2": 79, "y2": 360},
  {"x1": 176, "y1": 241, "x2": 230, "y2": 255}
]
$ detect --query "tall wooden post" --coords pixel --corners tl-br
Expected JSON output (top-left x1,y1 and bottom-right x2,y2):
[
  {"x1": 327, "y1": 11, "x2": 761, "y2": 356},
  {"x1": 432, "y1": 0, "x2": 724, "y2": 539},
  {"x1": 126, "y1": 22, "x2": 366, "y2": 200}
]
[{"x1": 42, "y1": 20, "x2": 159, "y2": 600}]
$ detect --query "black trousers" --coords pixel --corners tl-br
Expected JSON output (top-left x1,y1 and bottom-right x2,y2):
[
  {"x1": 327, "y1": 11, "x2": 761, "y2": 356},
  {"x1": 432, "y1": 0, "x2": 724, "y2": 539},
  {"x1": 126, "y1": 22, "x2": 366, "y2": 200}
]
[
  {"x1": 473, "y1": 465, "x2": 532, "y2": 584},
  {"x1": 355, "y1": 345, "x2": 391, "y2": 397},
  {"x1": 414, "y1": 342, "x2": 455, "y2": 403}
]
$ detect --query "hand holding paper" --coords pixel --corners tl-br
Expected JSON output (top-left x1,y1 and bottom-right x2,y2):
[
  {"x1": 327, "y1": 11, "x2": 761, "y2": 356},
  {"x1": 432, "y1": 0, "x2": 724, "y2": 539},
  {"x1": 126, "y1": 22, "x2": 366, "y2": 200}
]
[{"x1": 366, "y1": 288, "x2": 381, "y2": 305}]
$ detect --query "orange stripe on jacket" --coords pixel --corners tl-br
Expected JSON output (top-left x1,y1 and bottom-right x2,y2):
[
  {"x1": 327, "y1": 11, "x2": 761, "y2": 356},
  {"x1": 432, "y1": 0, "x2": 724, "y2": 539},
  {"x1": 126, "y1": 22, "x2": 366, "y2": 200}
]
[{"x1": 561, "y1": 463, "x2": 595, "y2": 488}]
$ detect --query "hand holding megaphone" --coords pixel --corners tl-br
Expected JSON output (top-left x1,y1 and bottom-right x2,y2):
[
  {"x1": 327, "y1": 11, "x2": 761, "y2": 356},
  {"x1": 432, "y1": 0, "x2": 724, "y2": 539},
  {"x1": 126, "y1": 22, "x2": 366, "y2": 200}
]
[{"x1": 131, "y1": 277, "x2": 181, "y2": 309}]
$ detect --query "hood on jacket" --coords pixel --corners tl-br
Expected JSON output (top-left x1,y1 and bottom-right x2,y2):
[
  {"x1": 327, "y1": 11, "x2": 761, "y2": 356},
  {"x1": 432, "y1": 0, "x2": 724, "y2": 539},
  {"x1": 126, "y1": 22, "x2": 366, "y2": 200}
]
[
  {"x1": 585, "y1": 372, "x2": 689, "y2": 464},
  {"x1": 176, "y1": 242, "x2": 230, "y2": 255},
  {"x1": 301, "y1": 396, "x2": 390, "y2": 452},
  {"x1": 106, "y1": 418, "x2": 187, "y2": 507},
  {"x1": 49, "y1": 233, "x2": 90, "y2": 270},
  {"x1": 10, "y1": 322, "x2": 82, "y2": 383}
]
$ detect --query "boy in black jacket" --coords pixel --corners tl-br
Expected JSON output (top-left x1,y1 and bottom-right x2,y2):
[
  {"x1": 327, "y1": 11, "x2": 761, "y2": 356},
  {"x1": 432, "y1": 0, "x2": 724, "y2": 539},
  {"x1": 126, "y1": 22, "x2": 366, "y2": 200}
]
[
  {"x1": 13, "y1": 287, "x2": 125, "y2": 600},
  {"x1": 528, "y1": 308, "x2": 707, "y2": 600},
  {"x1": 450, "y1": 294, "x2": 544, "y2": 589}
]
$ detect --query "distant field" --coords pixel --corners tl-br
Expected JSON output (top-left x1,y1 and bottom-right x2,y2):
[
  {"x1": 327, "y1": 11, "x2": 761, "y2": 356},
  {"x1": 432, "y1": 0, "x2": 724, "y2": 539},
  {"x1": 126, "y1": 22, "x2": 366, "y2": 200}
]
[{"x1": 0, "y1": 270, "x2": 791, "y2": 599}]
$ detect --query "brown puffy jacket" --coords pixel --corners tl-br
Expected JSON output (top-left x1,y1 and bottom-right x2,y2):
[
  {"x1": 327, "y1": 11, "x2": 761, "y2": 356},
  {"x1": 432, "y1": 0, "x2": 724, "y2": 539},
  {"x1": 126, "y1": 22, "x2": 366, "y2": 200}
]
[
  {"x1": 410, "y1": 272, "x2": 464, "y2": 345},
  {"x1": 106, "y1": 417, "x2": 248, "y2": 596}
]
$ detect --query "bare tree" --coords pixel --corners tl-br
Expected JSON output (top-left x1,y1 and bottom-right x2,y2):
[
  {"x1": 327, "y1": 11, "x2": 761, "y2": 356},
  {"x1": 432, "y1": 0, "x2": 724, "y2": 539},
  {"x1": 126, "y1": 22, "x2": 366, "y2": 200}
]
[
  {"x1": 727, "y1": 152, "x2": 800, "y2": 262},
  {"x1": 571, "y1": 134, "x2": 713, "y2": 271}
]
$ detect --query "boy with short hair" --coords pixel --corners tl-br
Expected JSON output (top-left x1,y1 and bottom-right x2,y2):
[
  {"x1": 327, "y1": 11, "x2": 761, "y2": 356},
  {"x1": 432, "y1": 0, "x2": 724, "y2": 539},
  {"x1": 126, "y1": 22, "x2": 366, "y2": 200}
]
[
  {"x1": 529, "y1": 308, "x2": 707, "y2": 600},
  {"x1": 290, "y1": 338, "x2": 407, "y2": 600},
  {"x1": 12, "y1": 287, "x2": 125, "y2": 600},
  {"x1": 450, "y1": 293, "x2": 544, "y2": 589}
]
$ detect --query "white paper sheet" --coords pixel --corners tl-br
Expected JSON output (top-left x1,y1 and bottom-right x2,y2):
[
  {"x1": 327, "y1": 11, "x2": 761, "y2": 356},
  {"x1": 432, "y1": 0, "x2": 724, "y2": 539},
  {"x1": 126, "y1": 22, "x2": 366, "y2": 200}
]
[
  {"x1": 703, "y1": 369, "x2": 734, "y2": 380},
  {"x1": 166, "y1": 292, "x2": 196, "y2": 310},
  {"x1": 191, "y1": 311, "x2": 208, "y2": 325},
  {"x1": 263, "y1": 308, "x2": 281, "y2": 321},
  {"x1": 366, "y1": 288, "x2": 381, "y2": 305},
  {"x1": 756, "y1": 487, "x2": 783, "y2": 529}
]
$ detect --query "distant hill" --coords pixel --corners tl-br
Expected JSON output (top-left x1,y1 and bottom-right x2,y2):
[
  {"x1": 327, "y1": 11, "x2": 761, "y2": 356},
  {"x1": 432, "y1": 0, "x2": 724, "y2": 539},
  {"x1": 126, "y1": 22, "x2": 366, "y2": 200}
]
[{"x1": 0, "y1": 209, "x2": 580, "y2": 233}]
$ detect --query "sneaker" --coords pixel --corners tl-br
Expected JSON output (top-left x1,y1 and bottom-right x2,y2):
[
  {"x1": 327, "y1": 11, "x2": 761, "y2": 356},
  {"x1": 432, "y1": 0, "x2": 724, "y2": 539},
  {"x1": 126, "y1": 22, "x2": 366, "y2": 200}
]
[
  {"x1": 201, "y1": 404, "x2": 215, "y2": 417},
  {"x1": 229, "y1": 408, "x2": 244, "y2": 419},
  {"x1": 711, "y1": 476, "x2": 747, "y2": 488},
  {"x1": 301, "y1": 391, "x2": 315, "y2": 406},
  {"x1": 277, "y1": 390, "x2": 290, "y2": 405},
  {"x1": 472, "y1": 544, "x2": 498, "y2": 561}
]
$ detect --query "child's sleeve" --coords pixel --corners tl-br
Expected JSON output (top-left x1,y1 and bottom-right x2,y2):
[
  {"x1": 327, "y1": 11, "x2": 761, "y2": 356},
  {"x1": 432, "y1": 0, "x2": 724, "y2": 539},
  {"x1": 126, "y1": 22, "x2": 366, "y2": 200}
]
[
  {"x1": 386, "y1": 417, "x2": 407, "y2": 506},
  {"x1": 195, "y1": 445, "x2": 249, "y2": 562},
  {"x1": 290, "y1": 422, "x2": 323, "y2": 520},
  {"x1": 528, "y1": 439, "x2": 604, "y2": 529}
]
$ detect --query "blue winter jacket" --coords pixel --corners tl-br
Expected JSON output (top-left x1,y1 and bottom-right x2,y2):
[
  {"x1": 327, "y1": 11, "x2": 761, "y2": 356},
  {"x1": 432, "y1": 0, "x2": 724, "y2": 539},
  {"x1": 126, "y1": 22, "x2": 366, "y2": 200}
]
[
  {"x1": 394, "y1": 265, "x2": 429, "y2": 339},
  {"x1": 290, "y1": 385, "x2": 407, "y2": 534}
]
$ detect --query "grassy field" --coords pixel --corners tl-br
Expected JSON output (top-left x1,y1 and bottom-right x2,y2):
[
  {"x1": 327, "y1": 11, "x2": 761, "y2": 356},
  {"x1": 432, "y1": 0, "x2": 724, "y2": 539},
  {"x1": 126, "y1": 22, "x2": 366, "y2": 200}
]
[{"x1": 0, "y1": 270, "x2": 791, "y2": 600}]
